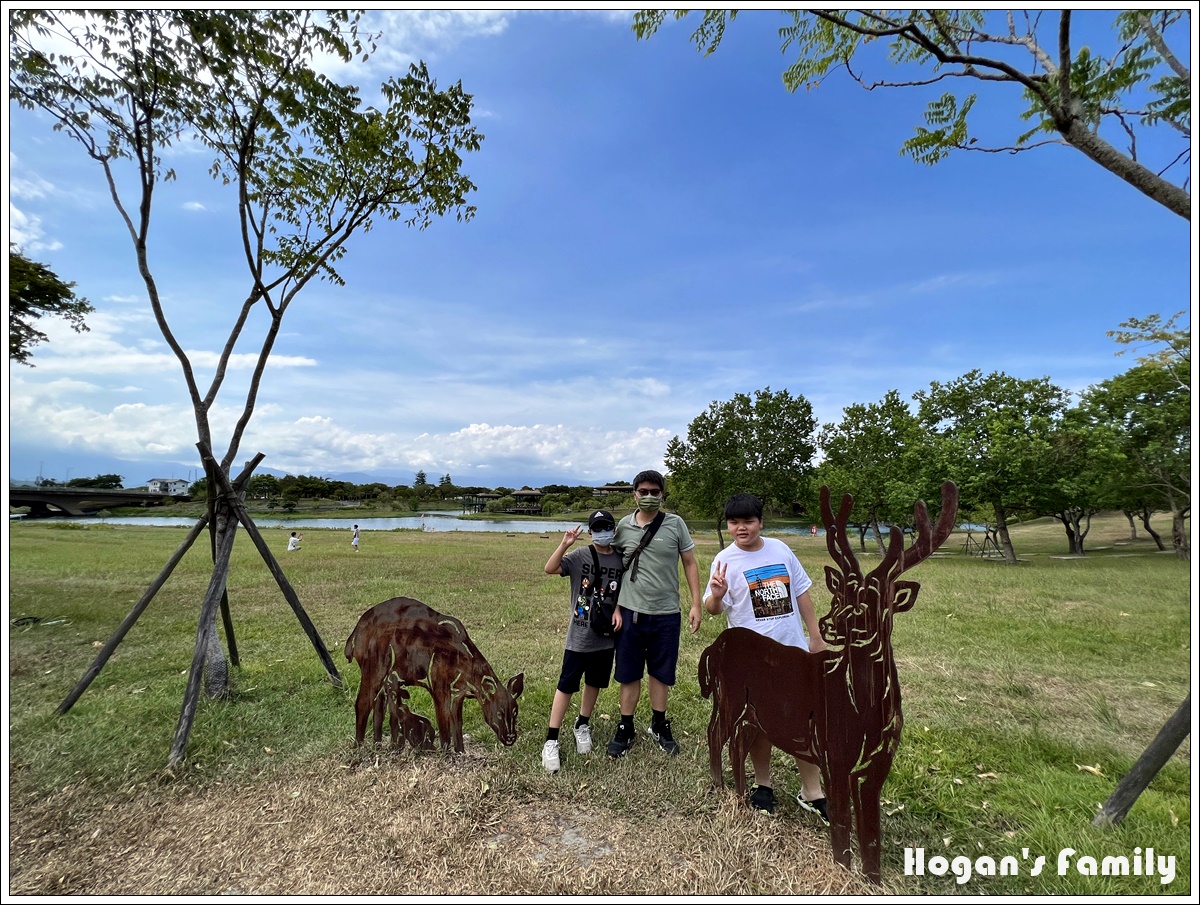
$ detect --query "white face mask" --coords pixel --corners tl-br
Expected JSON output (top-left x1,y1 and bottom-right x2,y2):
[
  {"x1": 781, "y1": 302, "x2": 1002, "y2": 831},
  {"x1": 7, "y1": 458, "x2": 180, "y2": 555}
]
[{"x1": 591, "y1": 529, "x2": 615, "y2": 546}]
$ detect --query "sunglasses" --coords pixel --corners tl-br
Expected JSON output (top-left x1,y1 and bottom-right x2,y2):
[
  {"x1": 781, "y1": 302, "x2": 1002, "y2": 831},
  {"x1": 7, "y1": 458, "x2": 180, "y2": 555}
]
[{"x1": 635, "y1": 488, "x2": 662, "y2": 497}]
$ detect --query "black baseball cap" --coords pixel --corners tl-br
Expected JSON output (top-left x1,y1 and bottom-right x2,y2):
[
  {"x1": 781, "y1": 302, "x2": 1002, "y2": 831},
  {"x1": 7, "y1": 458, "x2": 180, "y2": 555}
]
[{"x1": 588, "y1": 509, "x2": 616, "y2": 531}]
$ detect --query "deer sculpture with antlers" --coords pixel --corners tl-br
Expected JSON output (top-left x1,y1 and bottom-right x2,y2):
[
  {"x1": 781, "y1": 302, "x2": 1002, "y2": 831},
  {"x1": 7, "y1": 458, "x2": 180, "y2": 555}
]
[{"x1": 698, "y1": 481, "x2": 958, "y2": 883}]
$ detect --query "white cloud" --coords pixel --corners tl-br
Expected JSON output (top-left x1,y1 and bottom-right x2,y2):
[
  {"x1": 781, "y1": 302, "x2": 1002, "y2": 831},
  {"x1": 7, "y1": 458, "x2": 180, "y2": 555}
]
[
  {"x1": 239, "y1": 418, "x2": 674, "y2": 483},
  {"x1": 8, "y1": 162, "x2": 57, "y2": 200},
  {"x1": 310, "y1": 9, "x2": 512, "y2": 83},
  {"x1": 9, "y1": 204, "x2": 61, "y2": 253},
  {"x1": 908, "y1": 272, "x2": 1000, "y2": 295},
  {"x1": 182, "y1": 201, "x2": 209, "y2": 212}
]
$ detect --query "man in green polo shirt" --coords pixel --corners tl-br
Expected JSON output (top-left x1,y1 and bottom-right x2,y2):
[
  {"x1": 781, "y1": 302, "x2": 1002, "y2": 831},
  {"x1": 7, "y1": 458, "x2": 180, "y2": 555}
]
[{"x1": 607, "y1": 469, "x2": 702, "y2": 757}]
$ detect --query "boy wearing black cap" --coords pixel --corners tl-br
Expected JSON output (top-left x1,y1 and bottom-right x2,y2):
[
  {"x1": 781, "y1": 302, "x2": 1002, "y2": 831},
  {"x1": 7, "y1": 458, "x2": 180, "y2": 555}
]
[{"x1": 540, "y1": 509, "x2": 624, "y2": 773}]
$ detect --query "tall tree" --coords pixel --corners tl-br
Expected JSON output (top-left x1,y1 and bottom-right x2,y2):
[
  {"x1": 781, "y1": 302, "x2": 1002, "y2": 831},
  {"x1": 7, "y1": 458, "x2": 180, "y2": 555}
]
[
  {"x1": 634, "y1": 9, "x2": 1190, "y2": 219},
  {"x1": 1083, "y1": 362, "x2": 1190, "y2": 559},
  {"x1": 10, "y1": 10, "x2": 482, "y2": 765},
  {"x1": 914, "y1": 370, "x2": 1068, "y2": 564},
  {"x1": 9, "y1": 247, "x2": 95, "y2": 365},
  {"x1": 666, "y1": 387, "x2": 817, "y2": 545},
  {"x1": 816, "y1": 390, "x2": 928, "y2": 553},
  {"x1": 1037, "y1": 407, "x2": 1125, "y2": 555}
]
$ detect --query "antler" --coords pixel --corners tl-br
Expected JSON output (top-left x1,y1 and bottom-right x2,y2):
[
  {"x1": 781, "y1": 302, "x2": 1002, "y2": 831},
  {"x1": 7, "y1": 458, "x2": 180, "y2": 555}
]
[
  {"x1": 860, "y1": 481, "x2": 960, "y2": 584},
  {"x1": 900, "y1": 481, "x2": 959, "y2": 573},
  {"x1": 820, "y1": 485, "x2": 862, "y2": 585}
]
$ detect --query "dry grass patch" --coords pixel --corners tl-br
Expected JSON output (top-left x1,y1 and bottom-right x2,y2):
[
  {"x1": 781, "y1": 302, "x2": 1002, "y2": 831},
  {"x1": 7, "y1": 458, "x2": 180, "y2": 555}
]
[{"x1": 9, "y1": 751, "x2": 878, "y2": 896}]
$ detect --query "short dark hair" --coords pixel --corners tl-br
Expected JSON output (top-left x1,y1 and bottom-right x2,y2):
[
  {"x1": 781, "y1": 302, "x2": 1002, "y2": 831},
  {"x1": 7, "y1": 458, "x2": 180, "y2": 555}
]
[
  {"x1": 724, "y1": 493, "x2": 763, "y2": 521},
  {"x1": 633, "y1": 469, "x2": 665, "y2": 491}
]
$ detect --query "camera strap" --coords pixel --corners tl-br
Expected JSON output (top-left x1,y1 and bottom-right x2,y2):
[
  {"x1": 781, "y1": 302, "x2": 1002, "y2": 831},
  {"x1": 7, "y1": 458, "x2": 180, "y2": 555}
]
[{"x1": 623, "y1": 510, "x2": 666, "y2": 584}]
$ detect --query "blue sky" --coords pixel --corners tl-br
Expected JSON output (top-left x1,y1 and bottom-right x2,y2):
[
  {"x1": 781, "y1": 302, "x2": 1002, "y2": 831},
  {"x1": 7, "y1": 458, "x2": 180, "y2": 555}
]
[{"x1": 6, "y1": 9, "x2": 1194, "y2": 491}]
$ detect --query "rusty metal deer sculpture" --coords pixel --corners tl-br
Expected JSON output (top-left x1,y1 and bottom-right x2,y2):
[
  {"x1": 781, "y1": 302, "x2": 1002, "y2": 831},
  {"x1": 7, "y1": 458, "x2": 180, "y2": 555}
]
[
  {"x1": 345, "y1": 597, "x2": 524, "y2": 753},
  {"x1": 699, "y1": 482, "x2": 958, "y2": 883}
]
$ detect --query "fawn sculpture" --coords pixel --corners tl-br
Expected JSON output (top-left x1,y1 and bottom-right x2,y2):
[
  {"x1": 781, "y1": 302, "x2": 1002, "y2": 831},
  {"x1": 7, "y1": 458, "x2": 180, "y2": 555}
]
[
  {"x1": 345, "y1": 597, "x2": 523, "y2": 753},
  {"x1": 698, "y1": 482, "x2": 958, "y2": 883}
]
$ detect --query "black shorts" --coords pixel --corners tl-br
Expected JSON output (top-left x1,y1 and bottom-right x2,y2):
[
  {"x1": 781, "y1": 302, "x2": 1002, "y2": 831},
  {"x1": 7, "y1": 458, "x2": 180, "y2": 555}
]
[
  {"x1": 613, "y1": 608, "x2": 681, "y2": 686},
  {"x1": 557, "y1": 647, "x2": 615, "y2": 694}
]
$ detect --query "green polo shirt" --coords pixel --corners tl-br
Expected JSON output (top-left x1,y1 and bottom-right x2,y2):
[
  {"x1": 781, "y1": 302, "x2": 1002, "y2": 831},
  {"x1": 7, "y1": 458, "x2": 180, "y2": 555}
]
[{"x1": 614, "y1": 511, "x2": 694, "y2": 616}]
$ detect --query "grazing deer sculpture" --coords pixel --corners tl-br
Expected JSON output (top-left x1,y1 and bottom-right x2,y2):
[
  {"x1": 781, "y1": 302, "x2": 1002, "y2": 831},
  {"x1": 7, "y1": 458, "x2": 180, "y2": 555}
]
[
  {"x1": 699, "y1": 482, "x2": 958, "y2": 883},
  {"x1": 345, "y1": 597, "x2": 524, "y2": 753}
]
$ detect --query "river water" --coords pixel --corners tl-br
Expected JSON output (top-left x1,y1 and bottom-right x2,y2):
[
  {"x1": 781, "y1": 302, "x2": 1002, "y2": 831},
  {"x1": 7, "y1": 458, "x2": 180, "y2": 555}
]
[
  {"x1": 11, "y1": 513, "x2": 577, "y2": 534},
  {"x1": 11, "y1": 513, "x2": 985, "y2": 536}
]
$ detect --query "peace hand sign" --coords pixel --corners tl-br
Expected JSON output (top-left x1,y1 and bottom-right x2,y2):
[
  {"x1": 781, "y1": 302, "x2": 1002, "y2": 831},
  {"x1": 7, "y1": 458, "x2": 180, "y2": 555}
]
[{"x1": 708, "y1": 561, "x2": 729, "y2": 602}]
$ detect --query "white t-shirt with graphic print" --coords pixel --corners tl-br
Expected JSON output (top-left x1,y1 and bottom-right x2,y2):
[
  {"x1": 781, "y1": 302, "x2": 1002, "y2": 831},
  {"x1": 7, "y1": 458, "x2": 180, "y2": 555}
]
[{"x1": 708, "y1": 536, "x2": 814, "y2": 650}]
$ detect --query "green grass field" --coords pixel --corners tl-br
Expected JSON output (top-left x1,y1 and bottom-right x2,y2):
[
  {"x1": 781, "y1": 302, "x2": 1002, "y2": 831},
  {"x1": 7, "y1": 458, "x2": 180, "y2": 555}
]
[{"x1": 7, "y1": 512, "x2": 1191, "y2": 894}]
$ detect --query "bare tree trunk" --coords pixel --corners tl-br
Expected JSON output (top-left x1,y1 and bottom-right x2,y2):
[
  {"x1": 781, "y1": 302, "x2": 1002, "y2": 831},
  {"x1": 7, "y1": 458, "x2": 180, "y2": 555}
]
[
  {"x1": 170, "y1": 505, "x2": 240, "y2": 767},
  {"x1": 201, "y1": 460, "x2": 234, "y2": 699},
  {"x1": 1077, "y1": 510, "x2": 1093, "y2": 554},
  {"x1": 1171, "y1": 508, "x2": 1189, "y2": 560},
  {"x1": 1093, "y1": 695, "x2": 1190, "y2": 827},
  {"x1": 1140, "y1": 508, "x2": 1167, "y2": 550},
  {"x1": 870, "y1": 512, "x2": 887, "y2": 555},
  {"x1": 994, "y1": 505, "x2": 1019, "y2": 564},
  {"x1": 715, "y1": 514, "x2": 725, "y2": 550},
  {"x1": 1122, "y1": 509, "x2": 1138, "y2": 541},
  {"x1": 1056, "y1": 514, "x2": 1081, "y2": 554}
]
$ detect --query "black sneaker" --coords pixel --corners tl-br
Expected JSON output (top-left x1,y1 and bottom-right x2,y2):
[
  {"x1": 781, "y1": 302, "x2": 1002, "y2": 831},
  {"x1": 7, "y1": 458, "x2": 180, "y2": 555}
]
[
  {"x1": 606, "y1": 731, "x2": 635, "y2": 758},
  {"x1": 749, "y1": 785, "x2": 776, "y2": 814},
  {"x1": 796, "y1": 792, "x2": 829, "y2": 824},
  {"x1": 647, "y1": 719, "x2": 681, "y2": 755}
]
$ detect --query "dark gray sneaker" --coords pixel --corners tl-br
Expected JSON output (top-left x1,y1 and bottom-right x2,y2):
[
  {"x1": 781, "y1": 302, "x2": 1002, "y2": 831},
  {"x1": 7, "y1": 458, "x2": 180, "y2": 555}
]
[
  {"x1": 648, "y1": 719, "x2": 680, "y2": 755},
  {"x1": 606, "y1": 730, "x2": 635, "y2": 758}
]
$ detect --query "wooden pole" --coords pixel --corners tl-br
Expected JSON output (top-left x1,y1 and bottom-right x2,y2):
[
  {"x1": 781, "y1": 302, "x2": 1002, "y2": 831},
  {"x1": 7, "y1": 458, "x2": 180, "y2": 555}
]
[
  {"x1": 232, "y1": 499, "x2": 343, "y2": 687},
  {"x1": 202, "y1": 452, "x2": 342, "y2": 687},
  {"x1": 1093, "y1": 695, "x2": 1191, "y2": 827},
  {"x1": 169, "y1": 505, "x2": 240, "y2": 767},
  {"x1": 57, "y1": 514, "x2": 209, "y2": 715}
]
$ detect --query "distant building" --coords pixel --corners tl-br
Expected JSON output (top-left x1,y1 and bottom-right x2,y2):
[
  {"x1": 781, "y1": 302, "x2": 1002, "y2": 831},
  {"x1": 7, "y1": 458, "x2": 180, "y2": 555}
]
[
  {"x1": 462, "y1": 492, "x2": 501, "y2": 513},
  {"x1": 595, "y1": 484, "x2": 633, "y2": 496},
  {"x1": 147, "y1": 478, "x2": 189, "y2": 495},
  {"x1": 510, "y1": 489, "x2": 545, "y2": 513}
]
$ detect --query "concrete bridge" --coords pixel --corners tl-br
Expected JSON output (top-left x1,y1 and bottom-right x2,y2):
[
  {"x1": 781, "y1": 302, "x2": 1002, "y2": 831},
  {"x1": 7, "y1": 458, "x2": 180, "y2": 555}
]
[{"x1": 8, "y1": 486, "x2": 190, "y2": 517}]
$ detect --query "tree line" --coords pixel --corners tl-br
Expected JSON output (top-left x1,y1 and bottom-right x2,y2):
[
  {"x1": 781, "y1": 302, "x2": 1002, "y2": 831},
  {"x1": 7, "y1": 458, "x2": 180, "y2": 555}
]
[
  {"x1": 176, "y1": 472, "x2": 637, "y2": 517},
  {"x1": 667, "y1": 313, "x2": 1189, "y2": 561}
]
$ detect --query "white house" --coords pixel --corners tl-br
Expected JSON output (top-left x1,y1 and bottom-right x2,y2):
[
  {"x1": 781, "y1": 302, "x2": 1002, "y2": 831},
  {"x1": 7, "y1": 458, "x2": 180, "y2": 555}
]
[{"x1": 147, "y1": 478, "x2": 189, "y2": 495}]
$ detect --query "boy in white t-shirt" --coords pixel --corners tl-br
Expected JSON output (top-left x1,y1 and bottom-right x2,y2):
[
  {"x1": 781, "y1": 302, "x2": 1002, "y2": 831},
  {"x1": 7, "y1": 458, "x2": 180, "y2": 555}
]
[{"x1": 703, "y1": 493, "x2": 828, "y2": 821}]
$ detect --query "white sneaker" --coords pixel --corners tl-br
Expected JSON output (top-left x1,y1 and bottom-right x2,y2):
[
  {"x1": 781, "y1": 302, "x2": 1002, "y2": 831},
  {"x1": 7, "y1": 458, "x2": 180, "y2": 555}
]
[
  {"x1": 573, "y1": 722, "x2": 593, "y2": 755},
  {"x1": 541, "y1": 739, "x2": 561, "y2": 773}
]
